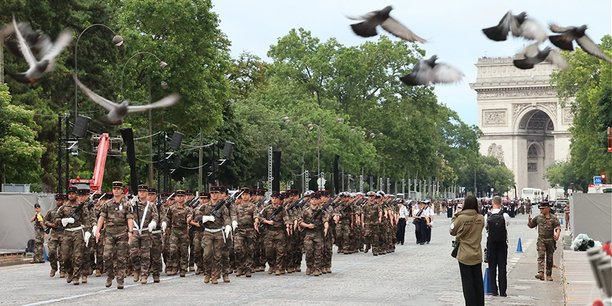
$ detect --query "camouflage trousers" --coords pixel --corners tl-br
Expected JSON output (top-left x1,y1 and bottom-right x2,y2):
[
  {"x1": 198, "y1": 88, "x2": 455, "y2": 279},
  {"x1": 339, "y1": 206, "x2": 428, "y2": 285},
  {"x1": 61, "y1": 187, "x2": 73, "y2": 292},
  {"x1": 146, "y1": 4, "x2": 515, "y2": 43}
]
[
  {"x1": 537, "y1": 239, "x2": 556, "y2": 276},
  {"x1": 202, "y1": 230, "x2": 224, "y2": 279},
  {"x1": 169, "y1": 228, "x2": 189, "y2": 274},
  {"x1": 264, "y1": 228, "x2": 287, "y2": 272},
  {"x1": 103, "y1": 231, "x2": 129, "y2": 281},
  {"x1": 365, "y1": 224, "x2": 382, "y2": 254},
  {"x1": 33, "y1": 230, "x2": 45, "y2": 262},
  {"x1": 303, "y1": 230, "x2": 324, "y2": 272},
  {"x1": 61, "y1": 230, "x2": 86, "y2": 278},
  {"x1": 290, "y1": 230, "x2": 303, "y2": 270},
  {"x1": 336, "y1": 223, "x2": 351, "y2": 252},
  {"x1": 95, "y1": 231, "x2": 105, "y2": 272},
  {"x1": 253, "y1": 232, "x2": 266, "y2": 270},
  {"x1": 234, "y1": 228, "x2": 255, "y2": 274},
  {"x1": 83, "y1": 234, "x2": 95, "y2": 274},
  {"x1": 130, "y1": 231, "x2": 152, "y2": 277},
  {"x1": 48, "y1": 235, "x2": 62, "y2": 272},
  {"x1": 323, "y1": 229, "x2": 333, "y2": 269},
  {"x1": 162, "y1": 231, "x2": 171, "y2": 272},
  {"x1": 192, "y1": 230, "x2": 204, "y2": 272},
  {"x1": 150, "y1": 232, "x2": 163, "y2": 277}
]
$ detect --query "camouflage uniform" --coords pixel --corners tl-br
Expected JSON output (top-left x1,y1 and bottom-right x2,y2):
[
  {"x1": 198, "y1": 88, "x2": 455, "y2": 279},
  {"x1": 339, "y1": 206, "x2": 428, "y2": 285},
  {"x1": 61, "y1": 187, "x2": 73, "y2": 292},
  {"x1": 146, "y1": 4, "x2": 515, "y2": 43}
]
[
  {"x1": 231, "y1": 200, "x2": 258, "y2": 276},
  {"x1": 529, "y1": 213, "x2": 560, "y2": 277},
  {"x1": 33, "y1": 212, "x2": 45, "y2": 263},
  {"x1": 362, "y1": 199, "x2": 382, "y2": 255},
  {"x1": 44, "y1": 205, "x2": 63, "y2": 275},
  {"x1": 334, "y1": 200, "x2": 353, "y2": 254},
  {"x1": 301, "y1": 204, "x2": 327, "y2": 275},
  {"x1": 129, "y1": 199, "x2": 159, "y2": 282},
  {"x1": 164, "y1": 203, "x2": 191, "y2": 276},
  {"x1": 55, "y1": 198, "x2": 91, "y2": 284},
  {"x1": 190, "y1": 203, "x2": 205, "y2": 274},
  {"x1": 149, "y1": 200, "x2": 164, "y2": 281},
  {"x1": 93, "y1": 200, "x2": 105, "y2": 275},
  {"x1": 198, "y1": 200, "x2": 231, "y2": 283},
  {"x1": 260, "y1": 203, "x2": 290, "y2": 275},
  {"x1": 83, "y1": 200, "x2": 96, "y2": 275},
  {"x1": 100, "y1": 197, "x2": 133, "y2": 287}
]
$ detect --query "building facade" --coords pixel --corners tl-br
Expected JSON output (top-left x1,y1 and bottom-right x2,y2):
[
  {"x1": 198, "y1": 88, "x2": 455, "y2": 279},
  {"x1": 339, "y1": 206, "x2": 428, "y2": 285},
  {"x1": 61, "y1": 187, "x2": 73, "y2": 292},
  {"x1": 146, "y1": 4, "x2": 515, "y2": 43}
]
[{"x1": 471, "y1": 57, "x2": 572, "y2": 196}]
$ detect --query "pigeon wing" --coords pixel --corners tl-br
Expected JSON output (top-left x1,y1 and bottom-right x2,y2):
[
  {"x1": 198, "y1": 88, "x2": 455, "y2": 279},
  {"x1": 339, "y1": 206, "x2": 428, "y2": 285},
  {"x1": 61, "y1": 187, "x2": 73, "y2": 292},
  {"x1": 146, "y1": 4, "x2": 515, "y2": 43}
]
[
  {"x1": 41, "y1": 29, "x2": 73, "y2": 63},
  {"x1": 549, "y1": 23, "x2": 574, "y2": 34},
  {"x1": 549, "y1": 34, "x2": 575, "y2": 51},
  {"x1": 576, "y1": 35, "x2": 612, "y2": 63},
  {"x1": 73, "y1": 76, "x2": 119, "y2": 111},
  {"x1": 11, "y1": 18, "x2": 37, "y2": 68},
  {"x1": 430, "y1": 63, "x2": 464, "y2": 84},
  {"x1": 127, "y1": 94, "x2": 181, "y2": 113},
  {"x1": 381, "y1": 17, "x2": 427, "y2": 43},
  {"x1": 351, "y1": 21, "x2": 379, "y2": 37},
  {"x1": 519, "y1": 19, "x2": 548, "y2": 42},
  {"x1": 346, "y1": 11, "x2": 378, "y2": 21},
  {"x1": 545, "y1": 49, "x2": 569, "y2": 70}
]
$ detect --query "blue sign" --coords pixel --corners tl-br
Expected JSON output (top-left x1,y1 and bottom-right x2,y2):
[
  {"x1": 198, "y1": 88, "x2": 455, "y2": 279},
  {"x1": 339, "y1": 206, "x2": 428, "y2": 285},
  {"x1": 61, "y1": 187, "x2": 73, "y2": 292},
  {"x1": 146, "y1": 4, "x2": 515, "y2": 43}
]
[{"x1": 594, "y1": 176, "x2": 602, "y2": 185}]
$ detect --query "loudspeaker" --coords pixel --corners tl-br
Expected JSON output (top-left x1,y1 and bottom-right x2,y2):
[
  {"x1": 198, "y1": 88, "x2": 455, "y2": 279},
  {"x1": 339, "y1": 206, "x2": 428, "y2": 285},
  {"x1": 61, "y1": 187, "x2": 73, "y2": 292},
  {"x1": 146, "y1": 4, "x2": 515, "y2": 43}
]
[
  {"x1": 223, "y1": 141, "x2": 234, "y2": 159},
  {"x1": 120, "y1": 128, "x2": 138, "y2": 194},
  {"x1": 272, "y1": 150, "x2": 281, "y2": 192},
  {"x1": 170, "y1": 132, "x2": 183, "y2": 150},
  {"x1": 333, "y1": 155, "x2": 340, "y2": 195},
  {"x1": 71, "y1": 115, "x2": 90, "y2": 138}
]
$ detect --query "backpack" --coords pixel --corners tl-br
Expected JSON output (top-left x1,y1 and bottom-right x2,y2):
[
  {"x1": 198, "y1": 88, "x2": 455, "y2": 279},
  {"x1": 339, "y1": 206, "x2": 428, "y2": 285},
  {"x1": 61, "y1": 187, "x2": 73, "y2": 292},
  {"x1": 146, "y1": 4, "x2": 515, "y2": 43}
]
[{"x1": 487, "y1": 211, "x2": 507, "y2": 242}]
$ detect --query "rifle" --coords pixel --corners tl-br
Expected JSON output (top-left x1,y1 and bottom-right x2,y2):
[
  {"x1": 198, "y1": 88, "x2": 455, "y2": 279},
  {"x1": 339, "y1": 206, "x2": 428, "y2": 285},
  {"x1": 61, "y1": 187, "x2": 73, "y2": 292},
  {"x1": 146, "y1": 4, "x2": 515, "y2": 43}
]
[
  {"x1": 68, "y1": 192, "x2": 97, "y2": 220},
  {"x1": 186, "y1": 193, "x2": 200, "y2": 208},
  {"x1": 286, "y1": 196, "x2": 306, "y2": 211},
  {"x1": 258, "y1": 203, "x2": 285, "y2": 232},
  {"x1": 210, "y1": 190, "x2": 244, "y2": 218},
  {"x1": 308, "y1": 197, "x2": 334, "y2": 225}
]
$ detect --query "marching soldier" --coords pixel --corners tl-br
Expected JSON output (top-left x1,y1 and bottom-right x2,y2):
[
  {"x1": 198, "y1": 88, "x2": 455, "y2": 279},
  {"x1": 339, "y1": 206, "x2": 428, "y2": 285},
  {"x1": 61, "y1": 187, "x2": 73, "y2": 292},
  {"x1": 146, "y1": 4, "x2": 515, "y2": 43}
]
[
  {"x1": 94, "y1": 181, "x2": 134, "y2": 289},
  {"x1": 528, "y1": 200, "x2": 561, "y2": 281},
  {"x1": 300, "y1": 191, "x2": 329, "y2": 276},
  {"x1": 231, "y1": 188, "x2": 258, "y2": 277},
  {"x1": 199, "y1": 186, "x2": 232, "y2": 284},
  {"x1": 253, "y1": 189, "x2": 267, "y2": 272},
  {"x1": 161, "y1": 193, "x2": 174, "y2": 273},
  {"x1": 93, "y1": 193, "x2": 108, "y2": 277},
  {"x1": 258, "y1": 192, "x2": 291, "y2": 276},
  {"x1": 129, "y1": 184, "x2": 159, "y2": 284},
  {"x1": 162, "y1": 190, "x2": 191, "y2": 277},
  {"x1": 77, "y1": 188, "x2": 95, "y2": 276},
  {"x1": 147, "y1": 188, "x2": 163, "y2": 283},
  {"x1": 56, "y1": 186, "x2": 91, "y2": 285},
  {"x1": 363, "y1": 191, "x2": 382, "y2": 255},
  {"x1": 31, "y1": 203, "x2": 45, "y2": 263},
  {"x1": 188, "y1": 192, "x2": 209, "y2": 275},
  {"x1": 45, "y1": 194, "x2": 65, "y2": 277}
]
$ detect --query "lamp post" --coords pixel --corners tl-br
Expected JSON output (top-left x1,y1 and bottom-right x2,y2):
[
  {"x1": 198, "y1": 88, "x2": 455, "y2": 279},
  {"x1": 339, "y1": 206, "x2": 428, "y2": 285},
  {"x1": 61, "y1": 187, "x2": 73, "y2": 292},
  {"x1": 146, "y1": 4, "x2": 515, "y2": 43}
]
[
  {"x1": 120, "y1": 51, "x2": 168, "y2": 185},
  {"x1": 74, "y1": 24, "x2": 123, "y2": 122}
]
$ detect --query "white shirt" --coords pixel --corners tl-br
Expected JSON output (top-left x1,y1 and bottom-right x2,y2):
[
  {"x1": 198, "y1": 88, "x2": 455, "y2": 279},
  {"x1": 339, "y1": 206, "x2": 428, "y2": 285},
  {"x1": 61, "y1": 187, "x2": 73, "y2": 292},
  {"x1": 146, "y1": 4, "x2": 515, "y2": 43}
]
[
  {"x1": 399, "y1": 205, "x2": 407, "y2": 218},
  {"x1": 484, "y1": 208, "x2": 510, "y2": 229}
]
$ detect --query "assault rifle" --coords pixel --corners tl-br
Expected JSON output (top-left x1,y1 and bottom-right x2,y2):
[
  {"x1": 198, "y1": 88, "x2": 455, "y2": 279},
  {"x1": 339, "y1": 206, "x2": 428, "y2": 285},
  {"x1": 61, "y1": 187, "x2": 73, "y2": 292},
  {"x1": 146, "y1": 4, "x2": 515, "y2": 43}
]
[
  {"x1": 210, "y1": 190, "x2": 244, "y2": 218},
  {"x1": 308, "y1": 197, "x2": 334, "y2": 225},
  {"x1": 286, "y1": 196, "x2": 306, "y2": 211},
  {"x1": 69, "y1": 192, "x2": 98, "y2": 220},
  {"x1": 258, "y1": 203, "x2": 285, "y2": 232}
]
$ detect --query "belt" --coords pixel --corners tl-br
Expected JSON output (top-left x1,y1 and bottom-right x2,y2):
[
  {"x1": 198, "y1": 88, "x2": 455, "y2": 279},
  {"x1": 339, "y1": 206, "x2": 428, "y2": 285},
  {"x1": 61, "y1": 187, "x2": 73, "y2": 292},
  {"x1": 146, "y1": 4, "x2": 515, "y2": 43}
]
[
  {"x1": 204, "y1": 228, "x2": 223, "y2": 233},
  {"x1": 151, "y1": 230, "x2": 162, "y2": 234},
  {"x1": 65, "y1": 225, "x2": 83, "y2": 232}
]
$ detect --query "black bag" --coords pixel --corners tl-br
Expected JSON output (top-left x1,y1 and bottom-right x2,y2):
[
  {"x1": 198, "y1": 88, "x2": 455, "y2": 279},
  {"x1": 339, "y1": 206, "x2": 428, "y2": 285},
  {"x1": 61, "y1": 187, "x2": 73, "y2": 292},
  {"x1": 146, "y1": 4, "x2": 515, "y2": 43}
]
[
  {"x1": 487, "y1": 211, "x2": 507, "y2": 242},
  {"x1": 451, "y1": 240, "x2": 460, "y2": 258},
  {"x1": 25, "y1": 239, "x2": 35, "y2": 253}
]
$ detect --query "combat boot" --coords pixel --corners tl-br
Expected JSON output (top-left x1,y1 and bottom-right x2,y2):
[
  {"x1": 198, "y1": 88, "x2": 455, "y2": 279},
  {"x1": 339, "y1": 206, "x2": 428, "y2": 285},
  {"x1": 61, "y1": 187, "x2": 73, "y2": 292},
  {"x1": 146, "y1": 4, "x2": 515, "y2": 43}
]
[
  {"x1": 305, "y1": 267, "x2": 312, "y2": 275},
  {"x1": 140, "y1": 275, "x2": 148, "y2": 284},
  {"x1": 95, "y1": 269, "x2": 102, "y2": 277},
  {"x1": 204, "y1": 275, "x2": 210, "y2": 284},
  {"x1": 211, "y1": 276, "x2": 218, "y2": 284},
  {"x1": 235, "y1": 270, "x2": 242, "y2": 277},
  {"x1": 223, "y1": 274, "x2": 230, "y2": 283},
  {"x1": 268, "y1": 268, "x2": 274, "y2": 275},
  {"x1": 153, "y1": 274, "x2": 160, "y2": 283},
  {"x1": 287, "y1": 267, "x2": 294, "y2": 274},
  {"x1": 133, "y1": 271, "x2": 140, "y2": 282},
  {"x1": 49, "y1": 269, "x2": 56, "y2": 277},
  {"x1": 313, "y1": 270, "x2": 321, "y2": 276},
  {"x1": 59, "y1": 271, "x2": 66, "y2": 278},
  {"x1": 105, "y1": 277, "x2": 113, "y2": 288},
  {"x1": 326, "y1": 267, "x2": 332, "y2": 274},
  {"x1": 546, "y1": 275, "x2": 553, "y2": 281},
  {"x1": 73, "y1": 280, "x2": 80, "y2": 285},
  {"x1": 117, "y1": 279, "x2": 124, "y2": 289},
  {"x1": 245, "y1": 270, "x2": 252, "y2": 278},
  {"x1": 296, "y1": 267, "x2": 301, "y2": 272},
  {"x1": 66, "y1": 273, "x2": 73, "y2": 283},
  {"x1": 275, "y1": 270, "x2": 281, "y2": 276},
  {"x1": 535, "y1": 272, "x2": 544, "y2": 280},
  {"x1": 81, "y1": 275, "x2": 87, "y2": 284}
]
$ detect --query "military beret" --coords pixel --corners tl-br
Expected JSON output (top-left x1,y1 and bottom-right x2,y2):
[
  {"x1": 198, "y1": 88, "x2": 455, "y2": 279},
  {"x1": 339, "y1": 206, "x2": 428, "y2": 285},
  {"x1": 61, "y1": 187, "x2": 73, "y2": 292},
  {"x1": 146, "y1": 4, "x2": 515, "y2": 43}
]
[
  {"x1": 111, "y1": 181, "x2": 124, "y2": 188},
  {"x1": 210, "y1": 186, "x2": 228, "y2": 193},
  {"x1": 67, "y1": 186, "x2": 78, "y2": 193},
  {"x1": 77, "y1": 188, "x2": 90, "y2": 195},
  {"x1": 175, "y1": 190, "x2": 186, "y2": 195},
  {"x1": 148, "y1": 188, "x2": 157, "y2": 193},
  {"x1": 138, "y1": 184, "x2": 148, "y2": 191},
  {"x1": 55, "y1": 193, "x2": 66, "y2": 200},
  {"x1": 240, "y1": 187, "x2": 250, "y2": 192}
]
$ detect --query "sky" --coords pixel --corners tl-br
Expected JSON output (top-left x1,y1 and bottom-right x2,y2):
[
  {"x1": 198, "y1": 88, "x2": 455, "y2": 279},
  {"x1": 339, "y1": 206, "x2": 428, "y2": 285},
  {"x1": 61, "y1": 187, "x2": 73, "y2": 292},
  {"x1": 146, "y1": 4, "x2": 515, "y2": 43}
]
[{"x1": 211, "y1": 0, "x2": 612, "y2": 126}]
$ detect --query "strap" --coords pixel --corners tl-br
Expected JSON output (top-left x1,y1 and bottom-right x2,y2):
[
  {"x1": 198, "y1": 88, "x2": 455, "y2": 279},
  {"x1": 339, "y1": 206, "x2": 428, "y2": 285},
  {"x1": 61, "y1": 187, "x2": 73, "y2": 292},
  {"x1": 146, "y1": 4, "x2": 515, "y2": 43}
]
[{"x1": 138, "y1": 202, "x2": 150, "y2": 235}]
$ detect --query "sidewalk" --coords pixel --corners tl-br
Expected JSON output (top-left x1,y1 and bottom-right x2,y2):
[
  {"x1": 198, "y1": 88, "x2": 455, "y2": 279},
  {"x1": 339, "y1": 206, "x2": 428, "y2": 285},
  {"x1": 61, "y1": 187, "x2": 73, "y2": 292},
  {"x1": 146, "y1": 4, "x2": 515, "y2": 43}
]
[{"x1": 563, "y1": 249, "x2": 601, "y2": 305}]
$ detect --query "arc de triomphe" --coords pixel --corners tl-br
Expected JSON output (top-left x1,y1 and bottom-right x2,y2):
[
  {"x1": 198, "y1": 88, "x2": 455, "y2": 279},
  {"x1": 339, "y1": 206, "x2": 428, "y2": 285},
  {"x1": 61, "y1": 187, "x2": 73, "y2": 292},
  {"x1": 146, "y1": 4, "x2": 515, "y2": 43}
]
[{"x1": 471, "y1": 57, "x2": 572, "y2": 195}]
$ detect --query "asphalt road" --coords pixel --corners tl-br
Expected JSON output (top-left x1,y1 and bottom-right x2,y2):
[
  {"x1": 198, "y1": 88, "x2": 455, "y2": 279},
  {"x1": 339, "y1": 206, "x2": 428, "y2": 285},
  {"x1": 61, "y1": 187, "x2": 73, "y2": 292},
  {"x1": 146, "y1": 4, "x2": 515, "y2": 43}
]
[{"x1": 0, "y1": 213, "x2": 564, "y2": 306}]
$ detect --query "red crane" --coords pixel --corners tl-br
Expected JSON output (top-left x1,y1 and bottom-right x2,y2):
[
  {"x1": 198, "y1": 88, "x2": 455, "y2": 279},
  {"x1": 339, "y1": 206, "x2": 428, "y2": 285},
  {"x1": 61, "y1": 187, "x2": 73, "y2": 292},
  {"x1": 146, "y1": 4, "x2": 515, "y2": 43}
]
[{"x1": 69, "y1": 133, "x2": 111, "y2": 193}]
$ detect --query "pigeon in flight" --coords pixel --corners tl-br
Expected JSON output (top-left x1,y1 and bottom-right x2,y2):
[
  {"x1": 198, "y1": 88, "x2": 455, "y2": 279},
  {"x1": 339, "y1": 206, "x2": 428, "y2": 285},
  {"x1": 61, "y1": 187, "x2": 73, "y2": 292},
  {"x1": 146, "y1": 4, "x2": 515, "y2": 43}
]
[
  {"x1": 512, "y1": 43, "x2": 568, "y2": 70},
  {"x1": 1, "y1": 22, "x2": 52, "y2": 59},
  {"x1": 482, "y1": 11, "x2": 547, "y2": 42},
  {"x1": 74, "y1": 76, "x2": 180, "y2": 125},
  {"x1": 400, "y1": 55, "x2": 464, "y2": 86},
  {"x1": 6, "y1": 17, "x2": 73, "y2": 84},
  {"x1": 548, "y1": 24, "x2": 612, "y2": 63},
  {"x1": 348, "y1": 5, "x2": 426, "y2": 43}
]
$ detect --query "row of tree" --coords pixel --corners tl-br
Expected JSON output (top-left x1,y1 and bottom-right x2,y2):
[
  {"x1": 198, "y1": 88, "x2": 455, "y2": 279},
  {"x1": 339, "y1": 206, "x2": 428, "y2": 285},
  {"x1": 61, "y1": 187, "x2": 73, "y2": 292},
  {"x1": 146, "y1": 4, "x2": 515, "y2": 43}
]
[{"x1": 0, "y1": 0, "x2": 515, "y2": 195}]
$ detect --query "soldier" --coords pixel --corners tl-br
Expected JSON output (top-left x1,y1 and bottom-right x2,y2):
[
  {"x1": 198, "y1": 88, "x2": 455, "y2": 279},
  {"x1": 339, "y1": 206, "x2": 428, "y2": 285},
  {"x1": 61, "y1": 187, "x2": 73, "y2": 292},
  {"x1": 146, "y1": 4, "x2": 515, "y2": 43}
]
[
  {"x1": 55, "y1": 186, "x2": 91, "y2": 285},
  {"x1": 363, "y1": 191, "x2": 382, "y2": 255},
  {"x1": 44, "y1": 194, "x2": 65, "y2": 277},
  {"x1": 30, "y1": 203, "x2": 45, "y2": 263},
  {"x1": 287, "y1": 190, "x2": 305, "y2": 273},
  {"x1": 162, "y1": 190, "x2": 191, "y2": 277},
  {"x1": 527, "y1": 200, "x2": 561, "y2": 281},
  {"x1": 161, "y1": 193, "x2": 174, "y2": 274},
  {"x1": 93, "y1": 193, "x2": 108, "y2": 277},
  {"x1": 188, "y1": 192, "x2": 208, "y2": 275},
  {"x1": 129, "y1": 184, "x2": 159, "y2": 284},
  {"x1": 199, "y1": 186, "x2": 232, "y2": 284},
  {"x1": 77, "y1": 188, "x2": 95, "y2": 276},
  {"x1": 147, "y1": 188, "x2": 163, "y2": 283},
  {"x1": 252, "y1": 189, "x2": 267, "y2": 272},
  {"x1": 94, "y1": 181, "x2": 134, "y2": 289},
  {"x1": 258, "y1": 192, "x2": 291, "y2": 275},
  {"x1": 231, "y1": 188, "x2": 258, "y2": 277},
  {"x1": 300, "y1": 191, "x2": 329, "y2": 276}
]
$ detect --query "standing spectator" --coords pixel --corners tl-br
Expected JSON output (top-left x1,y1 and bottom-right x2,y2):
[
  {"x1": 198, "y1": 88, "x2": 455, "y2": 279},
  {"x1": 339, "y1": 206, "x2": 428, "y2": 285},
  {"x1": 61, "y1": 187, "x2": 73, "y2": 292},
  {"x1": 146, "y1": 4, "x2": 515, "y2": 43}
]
[
  {"x1": 564, "y1": 203, "x2": 570, "y2": 231},
  {"x1": 485, "y1": 196, "x2": 510, "y2": 297},
  {"x1": 30, "y1": 203, "x2": 45, "y2": 263},
  {"x1": 396, "y1": 200, "x2": 407, "y2": 245},
  {"x1": 450, "y1": 195, "x2": 485, "y2": 306}
]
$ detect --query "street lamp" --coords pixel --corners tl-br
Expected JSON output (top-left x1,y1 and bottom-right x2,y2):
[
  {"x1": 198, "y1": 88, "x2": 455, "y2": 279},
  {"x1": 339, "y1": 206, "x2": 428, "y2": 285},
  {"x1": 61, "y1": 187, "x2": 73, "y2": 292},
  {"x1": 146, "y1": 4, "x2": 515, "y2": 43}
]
[{"x1": 74, "y1": 24, "x2": 123, "y2": 121}]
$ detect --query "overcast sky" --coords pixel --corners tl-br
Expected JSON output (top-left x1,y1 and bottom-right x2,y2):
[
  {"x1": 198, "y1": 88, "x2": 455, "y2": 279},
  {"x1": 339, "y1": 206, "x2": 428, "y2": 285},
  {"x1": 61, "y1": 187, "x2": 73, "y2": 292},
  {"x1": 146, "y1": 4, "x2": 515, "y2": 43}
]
[{"x1": 211, "y1": 0, "x2": 612, "y2": 126}]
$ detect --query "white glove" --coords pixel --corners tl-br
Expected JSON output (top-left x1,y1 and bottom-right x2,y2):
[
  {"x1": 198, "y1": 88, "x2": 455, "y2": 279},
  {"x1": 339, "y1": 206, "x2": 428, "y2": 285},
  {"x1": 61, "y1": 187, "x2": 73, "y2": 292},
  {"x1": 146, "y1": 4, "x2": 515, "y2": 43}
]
[
  {"x1": 148, "y1": 221, "x2": 157, "y2": 232},
  {"x1": 202, "y1": 215, "x2": 215, "y2": 223},
  {"x1": 61, "y1": 217, "x2": 75, "y2": 227},
  {"x1": 92, "y1": 225, "x2": 98, "y2": 236},
  {"x1": 161, "y1": 221, "x2": 167, "y2": 233},
  {"x1": 232, "y1": 220, "x2": 238, "y2": 231},
  {"x1": 84, "y1": 232, "x2": 91, "y2": 247},
  {"x1": 224, "y1": 225, "x2": 232, "y2": 238},
  {"x1": 133, "y1": 223, "x2": 140, "y2": 230}
]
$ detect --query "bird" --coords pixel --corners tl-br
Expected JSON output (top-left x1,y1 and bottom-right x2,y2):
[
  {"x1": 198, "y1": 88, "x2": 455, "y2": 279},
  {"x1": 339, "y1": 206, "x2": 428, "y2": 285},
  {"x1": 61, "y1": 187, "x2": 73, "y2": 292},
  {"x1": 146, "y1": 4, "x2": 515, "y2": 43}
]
[
  {"x1": 548, "y1": 24, "x2": 612, "y2": 63},
  {"x1": 1, "y1": 22, "x2": 52, "y2": 59},
  {"x1": 73, "y1": 75, "x2": 181, "y2": 125},
  {"x1": 482, "y1": 11, "x2": 547, "y2": 42},
  {"x1": 347, "y1": 5, "x2": 426, "y2": 43},
  {"x1": 512, "y1": 43, "x2": 568, "y2": 70},
  {"x1": 400, "y1": 55, "x2": 464, "y2": 86},
  {"x1": 6, "y1": 17, "x2": 73, "y2": 84}
]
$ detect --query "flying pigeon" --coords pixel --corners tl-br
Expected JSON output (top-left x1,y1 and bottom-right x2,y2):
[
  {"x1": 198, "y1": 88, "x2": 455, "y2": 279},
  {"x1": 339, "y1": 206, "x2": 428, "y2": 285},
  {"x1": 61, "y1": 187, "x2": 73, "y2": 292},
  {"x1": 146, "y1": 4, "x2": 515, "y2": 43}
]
[
  {"x1": 400, "y1": 55, "x2": 464, "y2": 86},
  {"x1": 1, "y1": 21, "x2": 52, "y2": 59},
  {"x1": 6, "y1": 17, "x2": 73, "y2": 84},
  {"x1": 548, "y1": 24, "x2": 612, "y2": 63},
  {"x1": 348, "y1": 5, "x2": 426, "y2": 43},
  {"x1": 512, "y1": 43, "x2": 568, "y2": 70},
  {"x1": 482, "y1": 11, "x2": 547, "y2": 42},
  {"x1": 74, "y1": 76, "x2": 180, "y2": 125}
]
